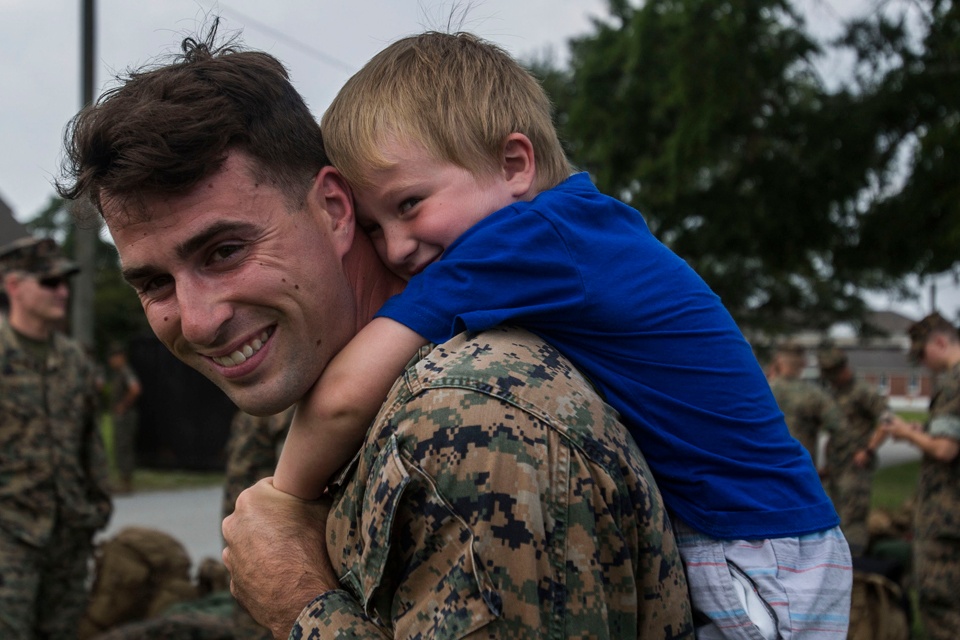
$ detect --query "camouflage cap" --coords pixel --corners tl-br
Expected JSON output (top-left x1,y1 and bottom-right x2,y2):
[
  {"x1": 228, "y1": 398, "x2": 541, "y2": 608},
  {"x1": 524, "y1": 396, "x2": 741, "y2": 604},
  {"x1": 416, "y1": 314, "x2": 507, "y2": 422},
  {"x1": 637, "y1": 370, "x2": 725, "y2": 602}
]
[
  {"x1": 0, "y1": 236, "x2": 79, "y2": 279},
  {"x1": 817, "y1": 347, "x2": 848, "y2": 374},
  {"x1": 907, "y1": 312, "x2": 958, "y2": 364}
]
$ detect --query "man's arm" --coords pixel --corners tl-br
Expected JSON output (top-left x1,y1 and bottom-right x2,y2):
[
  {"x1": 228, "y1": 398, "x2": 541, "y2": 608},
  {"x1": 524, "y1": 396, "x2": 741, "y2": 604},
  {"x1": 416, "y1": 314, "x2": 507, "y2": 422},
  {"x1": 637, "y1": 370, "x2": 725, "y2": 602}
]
[
  {"x1": 113, "y1": 367, "x2": 142, "y2": 415},
  {"x1": 883, "y1": 415, "x2": 960, "y2": 462}
]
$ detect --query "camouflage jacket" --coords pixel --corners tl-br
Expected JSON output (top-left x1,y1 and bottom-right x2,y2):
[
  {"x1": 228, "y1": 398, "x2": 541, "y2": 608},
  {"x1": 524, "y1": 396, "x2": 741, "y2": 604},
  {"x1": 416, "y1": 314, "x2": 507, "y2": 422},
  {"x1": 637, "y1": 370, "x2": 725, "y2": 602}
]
[
  {"x1": 916, "y1": 362, "x2": 960, "y2": 541},
  {"x1": 770, "y1": 377, "x2": 841, "y2": 465},
  {"x1": 295, "y1": 328, "x2": 694, "y2": 639},
  {"x1": 0, "y1": 318, "x2": 113, "y2": 546},
  {"x1": 826, "y1": 378, "x2": 886, "y2": 471}
]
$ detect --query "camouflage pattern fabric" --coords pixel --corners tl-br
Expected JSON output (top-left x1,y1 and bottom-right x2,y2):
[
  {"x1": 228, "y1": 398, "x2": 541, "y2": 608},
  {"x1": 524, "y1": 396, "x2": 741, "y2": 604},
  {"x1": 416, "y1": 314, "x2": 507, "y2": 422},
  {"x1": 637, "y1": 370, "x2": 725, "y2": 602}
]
[
  {"x1": 824, "y1": 378, "x2": 886, "y2": 553},
  {"x1": 0, "y1": 317, "x2": 113, "y2": 637},
  {"x1": 109, "y1": 362, "x2": 141, "y2": 480},
  {"x1": 221, "y1": 406, "x2": 292, "y2": 640},
  {"x1": 770, "y1": 376, "x2": 841, "y2": 466},
  {"x1": 914, "y1": 362, "x2": 960, "y2": 640},
  {"x1": 299, "y1": 327, "x2": 694, "y2": 639}
]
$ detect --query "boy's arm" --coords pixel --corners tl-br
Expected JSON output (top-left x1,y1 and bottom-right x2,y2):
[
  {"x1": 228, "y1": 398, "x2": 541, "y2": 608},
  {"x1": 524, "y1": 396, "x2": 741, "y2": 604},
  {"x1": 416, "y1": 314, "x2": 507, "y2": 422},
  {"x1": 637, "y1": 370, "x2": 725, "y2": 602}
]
[{"x1": 272, "y1": 318, "x2": 427, "y2": 499}]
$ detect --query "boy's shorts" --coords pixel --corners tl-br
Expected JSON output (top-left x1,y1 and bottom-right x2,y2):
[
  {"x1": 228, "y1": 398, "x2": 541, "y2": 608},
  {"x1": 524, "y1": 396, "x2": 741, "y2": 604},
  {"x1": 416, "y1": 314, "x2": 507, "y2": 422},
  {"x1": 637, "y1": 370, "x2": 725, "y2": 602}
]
[{"x1": 673, "y1": 518, "x2": 852, "y2": 640}]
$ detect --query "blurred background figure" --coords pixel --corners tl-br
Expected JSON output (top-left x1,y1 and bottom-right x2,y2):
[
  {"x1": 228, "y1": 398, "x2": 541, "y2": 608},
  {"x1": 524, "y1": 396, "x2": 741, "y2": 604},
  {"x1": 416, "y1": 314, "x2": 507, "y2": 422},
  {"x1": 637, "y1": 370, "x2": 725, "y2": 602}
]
[
  {"x1": 221, "y1": 406, "x2": 293, "y2": 640},
  {"x1": 107, "y1": 341, "x2": 142, "y2": 494},
  {"x1": 819, "y1": 346, "x2": 888, "y2": 556},
  {"x1": 882, "y1": 312, "x2": 960, "y2": 640},
  {"x1": 0, "y1": 236, "x2": 113, "y2": 638},
  {"x1": 769, "y1": 341, "x2": 841, "y2": 474}
]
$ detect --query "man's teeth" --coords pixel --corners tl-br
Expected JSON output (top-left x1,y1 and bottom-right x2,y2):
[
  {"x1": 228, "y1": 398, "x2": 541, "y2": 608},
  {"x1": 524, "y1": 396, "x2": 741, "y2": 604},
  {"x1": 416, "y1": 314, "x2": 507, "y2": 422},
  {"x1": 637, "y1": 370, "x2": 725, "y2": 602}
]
[{"x1": 212, "y1": 332, "x2": 269, "y2": 367}]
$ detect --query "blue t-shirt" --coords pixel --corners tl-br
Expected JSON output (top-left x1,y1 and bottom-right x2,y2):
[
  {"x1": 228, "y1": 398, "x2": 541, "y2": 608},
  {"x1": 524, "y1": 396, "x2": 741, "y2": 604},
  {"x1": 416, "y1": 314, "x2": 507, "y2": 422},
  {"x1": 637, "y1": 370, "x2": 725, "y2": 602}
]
[{"x1": 377, "y1": 172, "x2": 837, "y2": 539}]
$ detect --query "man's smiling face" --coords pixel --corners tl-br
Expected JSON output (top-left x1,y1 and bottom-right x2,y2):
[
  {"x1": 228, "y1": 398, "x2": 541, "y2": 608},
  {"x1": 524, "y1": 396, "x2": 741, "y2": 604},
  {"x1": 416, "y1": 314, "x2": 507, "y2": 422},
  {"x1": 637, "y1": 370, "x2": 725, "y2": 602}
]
[{"x1": 106, "y1": 152, "x2": 358, "y2": 416}]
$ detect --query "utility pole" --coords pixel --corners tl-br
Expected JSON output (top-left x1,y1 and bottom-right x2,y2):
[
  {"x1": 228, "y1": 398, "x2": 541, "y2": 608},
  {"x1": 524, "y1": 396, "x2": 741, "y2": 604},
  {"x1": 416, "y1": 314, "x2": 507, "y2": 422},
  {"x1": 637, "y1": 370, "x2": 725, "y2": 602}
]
[{"x1": 72, "y1": 0, "x2": 97, "y2": 349}]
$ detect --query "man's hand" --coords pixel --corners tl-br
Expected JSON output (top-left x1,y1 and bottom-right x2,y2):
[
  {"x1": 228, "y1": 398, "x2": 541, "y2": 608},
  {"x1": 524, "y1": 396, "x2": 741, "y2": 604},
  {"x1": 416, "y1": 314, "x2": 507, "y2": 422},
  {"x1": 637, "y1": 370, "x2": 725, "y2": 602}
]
[
  {"x1": 881, "y1": 415, "x2": 920, "y2": 442},
  {"x1": 222, "y1": 477, "x2": 338, "y2": 638}
]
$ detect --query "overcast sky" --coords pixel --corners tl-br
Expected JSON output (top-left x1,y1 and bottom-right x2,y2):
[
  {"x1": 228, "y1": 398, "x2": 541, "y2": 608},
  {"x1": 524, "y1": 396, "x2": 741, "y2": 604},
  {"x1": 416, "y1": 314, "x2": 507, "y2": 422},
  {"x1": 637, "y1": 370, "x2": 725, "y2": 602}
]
[{"x1": 0, "y1": 0, "x2": 952, "y2": 319}]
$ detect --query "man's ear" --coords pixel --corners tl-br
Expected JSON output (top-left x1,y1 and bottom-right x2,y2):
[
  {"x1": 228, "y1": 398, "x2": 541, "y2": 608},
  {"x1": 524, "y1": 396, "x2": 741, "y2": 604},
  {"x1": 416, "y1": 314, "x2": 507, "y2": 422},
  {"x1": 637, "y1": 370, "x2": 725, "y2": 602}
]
[
  {"x1": 308, "y1": 166, "x2": 355, "y2": 256},
  {"x1": 501, "y1": 133, "x2": 536, "y2": 199}
]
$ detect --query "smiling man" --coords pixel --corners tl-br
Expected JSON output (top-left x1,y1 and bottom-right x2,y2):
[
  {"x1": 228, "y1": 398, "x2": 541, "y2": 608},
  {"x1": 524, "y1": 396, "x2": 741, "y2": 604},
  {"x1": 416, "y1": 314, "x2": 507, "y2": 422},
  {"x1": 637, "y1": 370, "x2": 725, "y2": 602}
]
[{"x1": 56, "y1": 27, "x2": 693, "y2": 640}]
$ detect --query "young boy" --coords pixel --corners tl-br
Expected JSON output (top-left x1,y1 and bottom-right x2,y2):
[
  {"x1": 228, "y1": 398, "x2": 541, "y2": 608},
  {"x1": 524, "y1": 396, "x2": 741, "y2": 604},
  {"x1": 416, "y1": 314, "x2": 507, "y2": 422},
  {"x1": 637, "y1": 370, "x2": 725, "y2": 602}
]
[{"x1": 272, "y1": 32, "x2": 851, "y2": 639}]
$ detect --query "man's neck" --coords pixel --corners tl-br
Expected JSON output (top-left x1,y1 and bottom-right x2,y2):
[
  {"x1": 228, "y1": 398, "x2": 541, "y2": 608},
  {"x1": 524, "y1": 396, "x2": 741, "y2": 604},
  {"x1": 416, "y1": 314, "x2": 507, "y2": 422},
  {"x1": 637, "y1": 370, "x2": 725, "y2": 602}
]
[
  {"x1": 342, "y1": 231, "x2": 406, "y2": 334},
  {"x1": 7, "y1": 308, "x2": 53, "y2": 341},
  {"x1": 944, "y1": 345, "x2": 960, "y2": 371}
]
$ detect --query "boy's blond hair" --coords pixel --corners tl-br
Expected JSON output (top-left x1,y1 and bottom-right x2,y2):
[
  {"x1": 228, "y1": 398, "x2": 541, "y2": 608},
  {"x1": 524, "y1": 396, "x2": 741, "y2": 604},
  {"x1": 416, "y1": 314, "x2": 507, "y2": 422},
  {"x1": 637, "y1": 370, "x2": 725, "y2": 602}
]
[{"x1": 321, "y1": 31, "x2": 572, "y2": 193}]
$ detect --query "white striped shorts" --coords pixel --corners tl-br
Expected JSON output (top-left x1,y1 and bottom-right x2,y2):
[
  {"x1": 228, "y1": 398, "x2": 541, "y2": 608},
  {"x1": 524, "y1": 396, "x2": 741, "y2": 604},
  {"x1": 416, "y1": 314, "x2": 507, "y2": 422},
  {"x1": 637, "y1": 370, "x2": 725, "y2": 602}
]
[{"x1": 673, "y1": 519, "x2": 853, "y2": 640}]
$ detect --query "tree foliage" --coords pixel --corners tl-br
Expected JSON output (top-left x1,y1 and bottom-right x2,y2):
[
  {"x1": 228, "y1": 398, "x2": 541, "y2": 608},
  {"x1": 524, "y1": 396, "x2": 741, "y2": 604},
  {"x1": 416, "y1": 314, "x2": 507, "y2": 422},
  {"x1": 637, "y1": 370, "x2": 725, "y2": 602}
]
[
  {"x1": 842, "y1": 0, "x2": 960, "y2": 282},
  {"x1": 532, "y1": 0, "x2": 956, "y2": 334}
]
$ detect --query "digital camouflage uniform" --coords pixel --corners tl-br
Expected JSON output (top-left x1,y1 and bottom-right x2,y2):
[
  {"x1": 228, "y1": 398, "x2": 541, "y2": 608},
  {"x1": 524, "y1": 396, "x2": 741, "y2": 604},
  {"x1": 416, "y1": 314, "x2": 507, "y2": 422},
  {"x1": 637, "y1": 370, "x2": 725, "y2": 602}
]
[
  {"x1": 824, "y1": 377, "x2": 886, "y2": 554},
  {"x1": 109, "y1": 361, "x2": 141, "y2": 486},
  {"x1": 296, "y1": 327, "x2": 694, "y2": 639},
  {"x1": 913, "y1": 362, "x2": 960, "y2": 640},
  {"x1": 770, "y1": 377, "x2": 841, "y2": 468},
  {"x1": 221, "y1": 406, "x2": 293, "y2": 640},
  {"x1": 0, "y1": 317, "x2": 114, "y2": 638}
]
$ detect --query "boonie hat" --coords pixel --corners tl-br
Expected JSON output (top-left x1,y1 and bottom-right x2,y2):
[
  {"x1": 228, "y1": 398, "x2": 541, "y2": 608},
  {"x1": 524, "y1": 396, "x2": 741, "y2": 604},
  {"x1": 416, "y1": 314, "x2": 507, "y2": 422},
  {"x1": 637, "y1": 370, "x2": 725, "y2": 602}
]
[{"x1": 0, "y1": 236, "x2": 80, "y2": 279}]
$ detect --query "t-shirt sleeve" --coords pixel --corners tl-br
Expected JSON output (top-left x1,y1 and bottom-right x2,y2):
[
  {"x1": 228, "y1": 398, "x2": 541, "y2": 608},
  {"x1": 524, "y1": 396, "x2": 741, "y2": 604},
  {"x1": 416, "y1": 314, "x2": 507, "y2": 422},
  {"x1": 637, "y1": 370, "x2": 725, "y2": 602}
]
[{"x1": 376, "y1": 212, "x2": 586, "y2": 344}]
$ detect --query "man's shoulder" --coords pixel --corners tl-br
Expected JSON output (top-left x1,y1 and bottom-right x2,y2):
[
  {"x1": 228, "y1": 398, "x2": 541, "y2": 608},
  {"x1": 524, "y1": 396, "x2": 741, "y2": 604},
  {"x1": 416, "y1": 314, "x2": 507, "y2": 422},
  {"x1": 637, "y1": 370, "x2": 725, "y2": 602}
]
[
  {"x1": 412, "y1": 327, "x2": 596, "y2": 403},
  {"x1": 401, "y1": 327, "x2": 621, "y2": 449}
]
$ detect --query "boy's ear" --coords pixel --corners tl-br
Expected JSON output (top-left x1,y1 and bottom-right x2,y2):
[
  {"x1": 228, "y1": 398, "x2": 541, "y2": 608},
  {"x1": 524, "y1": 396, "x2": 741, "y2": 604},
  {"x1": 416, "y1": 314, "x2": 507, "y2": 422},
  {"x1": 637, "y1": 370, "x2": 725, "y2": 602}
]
[
  {"x1": 309, "y1": 166, "x2": 356, "y2": 257},
  {"x1": 500, "y1": 133, "x2": 536, "y2": 199}
]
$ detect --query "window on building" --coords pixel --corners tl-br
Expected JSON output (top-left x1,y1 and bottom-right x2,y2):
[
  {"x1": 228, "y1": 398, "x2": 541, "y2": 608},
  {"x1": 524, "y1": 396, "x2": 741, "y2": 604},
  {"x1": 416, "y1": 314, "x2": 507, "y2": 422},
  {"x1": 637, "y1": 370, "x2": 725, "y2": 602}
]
[
  {"x1": 908, "y1": 372, "x2": 920, "y2": 397},
  {"x1": 878, "y1": 373, "x2": 890, "y2": 395}
]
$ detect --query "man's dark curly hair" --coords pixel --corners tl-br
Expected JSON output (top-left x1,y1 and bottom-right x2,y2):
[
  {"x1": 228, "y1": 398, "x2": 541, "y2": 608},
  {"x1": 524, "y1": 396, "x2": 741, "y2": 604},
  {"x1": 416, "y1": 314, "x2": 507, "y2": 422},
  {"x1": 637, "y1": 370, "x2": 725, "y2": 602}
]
[{"x1": 56, "y1": 19, "x2": 329, "y2": 218}]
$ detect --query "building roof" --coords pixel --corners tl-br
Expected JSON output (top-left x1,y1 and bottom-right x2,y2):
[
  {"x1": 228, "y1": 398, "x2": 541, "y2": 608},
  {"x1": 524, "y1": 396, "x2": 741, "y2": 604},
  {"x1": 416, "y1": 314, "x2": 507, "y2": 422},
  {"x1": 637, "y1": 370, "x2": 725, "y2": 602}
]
[{"x1": 864, "y1": 310, "x2": 918, "y2": 336}]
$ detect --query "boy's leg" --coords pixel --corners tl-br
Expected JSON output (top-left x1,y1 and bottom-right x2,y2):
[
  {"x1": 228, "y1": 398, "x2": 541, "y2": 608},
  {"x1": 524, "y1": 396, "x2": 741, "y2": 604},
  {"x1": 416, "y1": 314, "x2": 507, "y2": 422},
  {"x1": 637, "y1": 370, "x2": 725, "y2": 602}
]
[{"x1": 674, "y1": 518, "x2": 852, "y2": 639}]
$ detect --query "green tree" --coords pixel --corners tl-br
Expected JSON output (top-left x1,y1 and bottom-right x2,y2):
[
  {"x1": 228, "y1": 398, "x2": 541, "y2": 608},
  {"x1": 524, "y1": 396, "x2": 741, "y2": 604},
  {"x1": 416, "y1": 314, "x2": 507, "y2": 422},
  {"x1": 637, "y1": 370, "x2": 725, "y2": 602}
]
[
  {"x1": 25, "y1": 195, "x2": 149, "y2": 357},
  {"x1": 533, "y1": 0, "x2": 900, "y2": 334},
  {"x1": 841, "y1": 0, "x2": 960, "y2": 286}
]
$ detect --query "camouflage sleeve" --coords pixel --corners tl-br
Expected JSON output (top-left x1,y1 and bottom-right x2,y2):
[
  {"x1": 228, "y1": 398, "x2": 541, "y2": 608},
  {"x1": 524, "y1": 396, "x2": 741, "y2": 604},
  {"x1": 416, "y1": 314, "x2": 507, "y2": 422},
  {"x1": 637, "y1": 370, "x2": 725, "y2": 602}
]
[
  {"x1": 929, "y1": 367, "x2": 960, "y2": 440},
  {"x1": 297, "y1": 328, "x2": 693, "y2": 639}
]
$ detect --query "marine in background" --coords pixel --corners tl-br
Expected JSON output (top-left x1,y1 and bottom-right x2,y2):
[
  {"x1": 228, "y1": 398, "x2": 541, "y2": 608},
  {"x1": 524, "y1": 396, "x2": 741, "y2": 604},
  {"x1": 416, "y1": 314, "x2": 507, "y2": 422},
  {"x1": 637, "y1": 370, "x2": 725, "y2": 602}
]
[
  {"x1": 0, "y1": 236, "x2": 113, "y2": 638},
  {"x1": 819, "y1": 347, "x2": 888, "y2": 556}
]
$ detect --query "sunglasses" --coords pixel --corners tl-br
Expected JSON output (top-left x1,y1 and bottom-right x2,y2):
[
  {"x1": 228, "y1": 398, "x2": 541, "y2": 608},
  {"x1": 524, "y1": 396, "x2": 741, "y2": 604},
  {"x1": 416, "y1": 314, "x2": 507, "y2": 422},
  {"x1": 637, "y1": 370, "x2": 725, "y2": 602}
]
[{"x1": 37, "y1": 275, "x2": 70, "y2": 289}]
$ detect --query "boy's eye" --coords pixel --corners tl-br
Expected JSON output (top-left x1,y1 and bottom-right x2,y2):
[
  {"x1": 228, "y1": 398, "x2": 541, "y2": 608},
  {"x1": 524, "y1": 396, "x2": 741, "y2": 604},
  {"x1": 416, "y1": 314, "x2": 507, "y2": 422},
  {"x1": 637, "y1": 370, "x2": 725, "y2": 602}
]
[{"x1": 398, "y1": 197, "x2": 420, "y2": 215}]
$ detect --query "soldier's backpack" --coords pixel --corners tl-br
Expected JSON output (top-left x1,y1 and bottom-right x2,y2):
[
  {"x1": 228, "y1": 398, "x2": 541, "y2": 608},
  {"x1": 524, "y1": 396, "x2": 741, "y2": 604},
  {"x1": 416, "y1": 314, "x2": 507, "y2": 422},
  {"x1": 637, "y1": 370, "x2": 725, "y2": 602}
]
[
  {"x1": 79, "y1": 527, "x2": 199, "y2": 639},
  {"x1": 847, "y1": 570, "x2": 910, "y2": 640}
]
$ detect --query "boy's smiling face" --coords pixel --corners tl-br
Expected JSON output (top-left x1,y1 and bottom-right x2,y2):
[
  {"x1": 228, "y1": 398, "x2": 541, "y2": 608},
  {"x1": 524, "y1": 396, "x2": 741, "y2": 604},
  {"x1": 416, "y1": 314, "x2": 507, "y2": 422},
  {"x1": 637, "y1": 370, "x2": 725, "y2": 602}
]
[{"x1": 350, "y1": 138, "x2": 520, "y2": 281}]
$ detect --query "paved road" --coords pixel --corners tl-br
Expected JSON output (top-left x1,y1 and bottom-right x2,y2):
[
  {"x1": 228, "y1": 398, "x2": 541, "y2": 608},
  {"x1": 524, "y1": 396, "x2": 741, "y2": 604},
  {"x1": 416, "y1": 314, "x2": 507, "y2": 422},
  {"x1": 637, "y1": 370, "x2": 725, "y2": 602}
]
[{"x1": 98, "y1": 485, "x2": 225, "y2": 569}]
